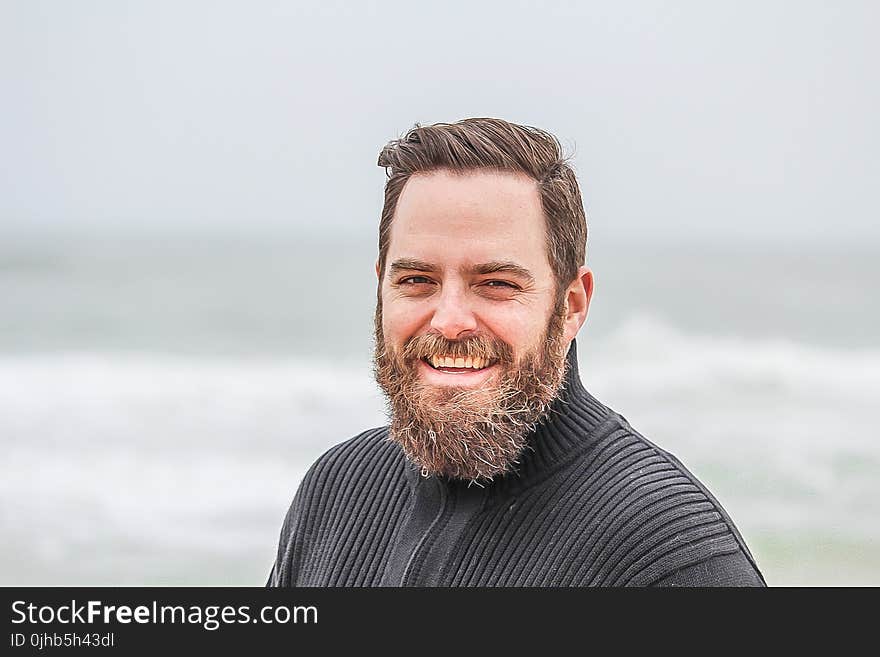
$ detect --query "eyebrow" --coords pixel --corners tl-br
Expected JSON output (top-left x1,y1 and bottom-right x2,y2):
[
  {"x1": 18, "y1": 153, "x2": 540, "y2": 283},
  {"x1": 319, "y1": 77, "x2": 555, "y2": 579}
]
[
  {"x1": 469, "y1": 261, "x2": 535, "y2": 284},
  {"x1": 388, "y1": 258, "x2": 535, "y2": 284},
  {"x1": 388, "y1": 258, "x2": 436, "y2": 275}
]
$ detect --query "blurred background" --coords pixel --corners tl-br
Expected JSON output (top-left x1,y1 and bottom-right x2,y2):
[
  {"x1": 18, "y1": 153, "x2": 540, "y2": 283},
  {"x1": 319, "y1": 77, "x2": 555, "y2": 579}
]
[{"x1": 2, "y1": 0, "x2": 878, "y2": 586}]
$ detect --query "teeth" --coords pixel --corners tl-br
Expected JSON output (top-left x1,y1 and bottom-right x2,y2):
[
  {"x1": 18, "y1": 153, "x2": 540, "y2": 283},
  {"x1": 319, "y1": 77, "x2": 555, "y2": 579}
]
[{"x1": 428, "y1": 354, "x2": 491, "y2": 370}]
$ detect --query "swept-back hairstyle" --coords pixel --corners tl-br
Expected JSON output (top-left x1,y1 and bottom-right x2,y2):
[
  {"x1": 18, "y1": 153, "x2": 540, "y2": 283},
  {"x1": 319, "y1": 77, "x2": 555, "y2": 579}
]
[{"x1": 376, "y1": 117, "x2": 587, "y2": 299}]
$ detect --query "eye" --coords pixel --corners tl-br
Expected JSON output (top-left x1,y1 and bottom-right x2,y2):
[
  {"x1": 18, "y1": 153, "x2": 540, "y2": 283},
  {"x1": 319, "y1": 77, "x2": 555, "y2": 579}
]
[
  {"x1": 398, "y1": 276, "x2": 434, "y2": 285},
  {"x1": 484, "y1": 280, "x2": 518, "y2": 289}
]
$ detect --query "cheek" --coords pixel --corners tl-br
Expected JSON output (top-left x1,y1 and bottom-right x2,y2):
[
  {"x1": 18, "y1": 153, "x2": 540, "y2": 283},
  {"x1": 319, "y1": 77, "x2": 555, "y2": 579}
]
[
  {"x1": 381, "y1": 295, "x2": 428, "y2": 343},
  {"x1": 479, "y1": 307, "x2": 546, "y2": 351}
]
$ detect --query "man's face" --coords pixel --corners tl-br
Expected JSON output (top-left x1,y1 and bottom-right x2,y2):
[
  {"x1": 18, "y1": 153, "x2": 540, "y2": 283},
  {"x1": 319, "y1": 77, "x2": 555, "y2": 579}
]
[{"x1": 373, "y1": 169, "x2": 573, "y2": 481}]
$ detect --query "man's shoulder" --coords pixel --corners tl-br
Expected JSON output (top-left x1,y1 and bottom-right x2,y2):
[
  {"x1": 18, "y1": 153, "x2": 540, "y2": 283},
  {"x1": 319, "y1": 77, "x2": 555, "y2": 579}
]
[
  {"x1": 606, "y1": 413, "x2": 744, "y2": 525},
  {"x1": 561, "y1": 411, "x2": 766, "y2": 586},
  {"x1": 279, "y1": 426, "x2": 403, "y2": 533},
  {"x1": 316, "y1": 425, "x2": 393, "y2": 463},
  {"x1": 296, "y1": 425, "x2": 401, "y2": 492},
  {"x1": 581, "y1": 412, "x2": 734, "y2": 507}
]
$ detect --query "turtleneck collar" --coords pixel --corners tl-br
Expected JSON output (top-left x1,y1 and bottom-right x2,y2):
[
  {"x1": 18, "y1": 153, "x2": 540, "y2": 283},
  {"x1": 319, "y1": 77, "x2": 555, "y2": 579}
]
[
  {"x1": 405, "y1": 338, "x2": 614, "y2": 499},
  {"x1": 486, "y1": 337, "x2": 612, "y2": 496}
]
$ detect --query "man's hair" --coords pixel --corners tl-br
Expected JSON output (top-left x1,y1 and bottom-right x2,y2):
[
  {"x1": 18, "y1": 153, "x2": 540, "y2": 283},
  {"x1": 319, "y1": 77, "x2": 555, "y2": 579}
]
[{"x1": 376, "y1": 117, "x2": 588, "y2": 300}]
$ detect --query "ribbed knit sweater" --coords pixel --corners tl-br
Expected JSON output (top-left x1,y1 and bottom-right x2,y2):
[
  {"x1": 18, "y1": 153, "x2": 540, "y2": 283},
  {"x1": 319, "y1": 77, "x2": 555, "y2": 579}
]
[{"x1": 268, "y1": 340, "x2": 765, "y2": 587}]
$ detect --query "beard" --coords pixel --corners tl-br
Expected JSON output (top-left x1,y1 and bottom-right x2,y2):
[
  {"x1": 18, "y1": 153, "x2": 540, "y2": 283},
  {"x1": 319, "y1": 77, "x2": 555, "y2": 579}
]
[{"x1": 373, "y1": 300, "x2": 569, "y2": 483}]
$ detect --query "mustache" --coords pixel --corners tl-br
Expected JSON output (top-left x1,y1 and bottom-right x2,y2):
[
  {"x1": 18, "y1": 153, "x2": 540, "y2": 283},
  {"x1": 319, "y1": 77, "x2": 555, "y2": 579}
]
[{"x1": 400, "y1": 333, "x2": 514, "y2": 364}]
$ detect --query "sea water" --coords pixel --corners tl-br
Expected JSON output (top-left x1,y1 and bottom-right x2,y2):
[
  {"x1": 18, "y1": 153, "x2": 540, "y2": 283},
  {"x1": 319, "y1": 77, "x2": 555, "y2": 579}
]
[{"x1": 1, "y1": 229, "x2": 877, "y2": 585}]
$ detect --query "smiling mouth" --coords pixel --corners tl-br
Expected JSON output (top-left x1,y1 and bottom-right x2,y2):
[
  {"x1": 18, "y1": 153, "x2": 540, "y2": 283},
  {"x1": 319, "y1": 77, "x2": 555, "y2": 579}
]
[{"x1": 422, "y1": 355, "x2": 496, "y2": 372}]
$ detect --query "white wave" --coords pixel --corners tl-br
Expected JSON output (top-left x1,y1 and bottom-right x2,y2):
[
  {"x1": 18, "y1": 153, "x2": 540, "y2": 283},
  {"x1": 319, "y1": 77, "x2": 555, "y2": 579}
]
[
  {"x1": 0, "y1": 354, "x2": 388, "y2": 584},
  {"x1": 0, "y1": 353, "x2": 387, "y2": 450},
  {"x1": 582, "y1": 313, "x2": 880, "y2": 405}
]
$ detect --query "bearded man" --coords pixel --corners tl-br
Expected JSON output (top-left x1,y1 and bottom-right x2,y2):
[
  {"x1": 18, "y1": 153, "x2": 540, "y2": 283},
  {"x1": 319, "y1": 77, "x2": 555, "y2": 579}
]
[{"x1": 267, "y1": 118, "x2": 765, "y2": 587}]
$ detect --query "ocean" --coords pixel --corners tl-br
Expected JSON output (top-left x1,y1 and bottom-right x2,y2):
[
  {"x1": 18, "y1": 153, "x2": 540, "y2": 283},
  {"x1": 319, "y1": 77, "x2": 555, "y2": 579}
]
[{"x1": 2, "y1": 229, "x2": 878, "y2": 585}]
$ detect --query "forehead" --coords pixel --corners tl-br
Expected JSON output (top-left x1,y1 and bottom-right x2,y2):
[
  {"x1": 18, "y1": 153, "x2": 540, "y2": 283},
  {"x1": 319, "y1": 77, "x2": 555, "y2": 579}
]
[{"x1": 387, "y1": 169, "x2": 550, "y2": 272}]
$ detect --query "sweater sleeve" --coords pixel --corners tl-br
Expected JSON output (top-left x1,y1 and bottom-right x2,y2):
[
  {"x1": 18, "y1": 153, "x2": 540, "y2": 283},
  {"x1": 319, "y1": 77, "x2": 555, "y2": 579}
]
[{"x1": 651, "y1": 550, "x2": 766, "y2": 587}]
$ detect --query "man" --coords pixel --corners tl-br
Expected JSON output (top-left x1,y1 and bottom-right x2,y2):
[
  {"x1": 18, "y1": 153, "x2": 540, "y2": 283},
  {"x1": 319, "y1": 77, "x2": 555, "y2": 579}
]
[{"x1": 267, "y1": 118, "x2": 765, "y2": 587}]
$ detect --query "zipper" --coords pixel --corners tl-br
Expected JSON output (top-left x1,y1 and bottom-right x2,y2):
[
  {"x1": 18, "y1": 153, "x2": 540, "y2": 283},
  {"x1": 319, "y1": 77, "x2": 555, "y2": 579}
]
[{"x1": 399, "y1": 477, "x2": 449, "y2": 586}]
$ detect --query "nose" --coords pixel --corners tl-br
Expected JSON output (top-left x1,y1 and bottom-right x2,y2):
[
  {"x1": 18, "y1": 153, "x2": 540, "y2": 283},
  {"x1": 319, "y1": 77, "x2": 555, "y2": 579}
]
[{"x1": 429, "y1": 284, "x2": 478, "y2": 340}]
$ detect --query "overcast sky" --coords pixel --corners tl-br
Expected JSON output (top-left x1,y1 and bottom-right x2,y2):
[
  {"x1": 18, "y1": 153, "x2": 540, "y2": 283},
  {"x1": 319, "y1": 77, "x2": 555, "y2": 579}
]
[{"x1": 2, "y1": 0, "x2": 877, "y2": 247}]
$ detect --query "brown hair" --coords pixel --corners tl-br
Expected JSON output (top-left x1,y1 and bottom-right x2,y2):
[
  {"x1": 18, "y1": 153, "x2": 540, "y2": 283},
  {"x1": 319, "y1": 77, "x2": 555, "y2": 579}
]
[{"x1": 376, "y1": 117, "x2": 587, "y2": 299}]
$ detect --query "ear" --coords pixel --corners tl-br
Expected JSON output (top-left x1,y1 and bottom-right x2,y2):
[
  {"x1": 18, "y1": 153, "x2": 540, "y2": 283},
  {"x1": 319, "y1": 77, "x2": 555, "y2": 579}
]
[
  {"x1": 375, "y1": 260, "x2": 381, "y2": 281},
  {"x1": 562, "y1": 265, "x2": 594, "y2": 345}
]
